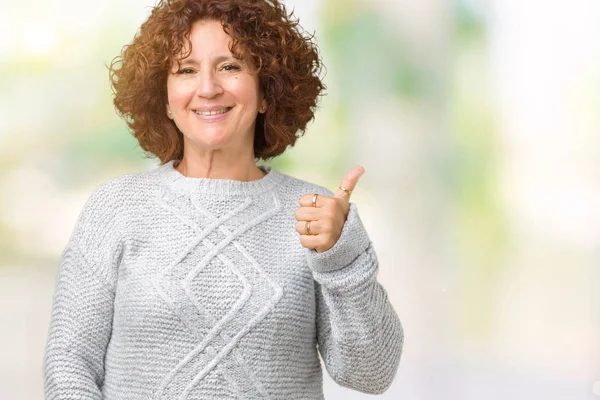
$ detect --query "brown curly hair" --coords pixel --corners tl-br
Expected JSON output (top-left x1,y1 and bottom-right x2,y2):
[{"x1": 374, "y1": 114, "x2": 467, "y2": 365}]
[{"x1": 108, "y1": 0, "x2": 325, "y2": 164}]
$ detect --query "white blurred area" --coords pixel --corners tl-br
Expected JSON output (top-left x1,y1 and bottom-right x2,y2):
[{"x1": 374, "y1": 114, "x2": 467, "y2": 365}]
[
  {"x1": 1, "y1": 0, "x2": 599, "y2": 399},
  {"x1": 489, "y1": 0, "x2": 600, "y2": 388}
]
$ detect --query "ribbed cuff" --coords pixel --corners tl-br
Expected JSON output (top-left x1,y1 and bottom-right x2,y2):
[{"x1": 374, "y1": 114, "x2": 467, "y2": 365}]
[{"x1": 305, "y1": 203, "x2": 371, "y2": 273}]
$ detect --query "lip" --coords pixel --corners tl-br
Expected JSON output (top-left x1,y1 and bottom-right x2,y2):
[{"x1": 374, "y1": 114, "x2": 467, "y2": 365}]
[
  {"x1": 193, "y1": 105, "x2": 232, "y2": 112},
  {"x1": 192, "y1": 106, "x2": 233, "y2": 122}
]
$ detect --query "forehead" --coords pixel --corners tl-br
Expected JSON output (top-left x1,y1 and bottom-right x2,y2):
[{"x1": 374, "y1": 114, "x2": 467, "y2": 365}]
[{"x1": 178, "y1": 19, "x2": 233, "y2": 59}]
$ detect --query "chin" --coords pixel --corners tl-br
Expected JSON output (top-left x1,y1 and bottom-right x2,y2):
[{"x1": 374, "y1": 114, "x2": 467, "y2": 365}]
[{"x1": 191, "y1": 131, "x2": 231, "y2": 147}]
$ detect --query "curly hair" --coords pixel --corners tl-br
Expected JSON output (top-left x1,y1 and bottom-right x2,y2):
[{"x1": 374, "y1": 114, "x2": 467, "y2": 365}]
[{"x1": 108, "y1": 0, "x2": 325, "y2": 164}]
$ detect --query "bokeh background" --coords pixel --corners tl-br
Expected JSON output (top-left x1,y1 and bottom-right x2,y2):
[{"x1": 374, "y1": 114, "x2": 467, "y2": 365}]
[{"x1": 1, "y1": 0, "x2": 599, "y2": 399}]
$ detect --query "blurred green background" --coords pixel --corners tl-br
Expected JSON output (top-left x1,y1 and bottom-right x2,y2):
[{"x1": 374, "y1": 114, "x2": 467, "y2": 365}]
[{"x1": 1, "y1": 0, "x2": 599, "y2": 399}]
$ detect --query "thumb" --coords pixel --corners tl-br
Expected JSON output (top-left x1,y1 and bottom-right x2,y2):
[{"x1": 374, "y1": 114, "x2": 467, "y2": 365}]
[{"x1": 334, "y1": 165, "x2": 365, "y2": 201}]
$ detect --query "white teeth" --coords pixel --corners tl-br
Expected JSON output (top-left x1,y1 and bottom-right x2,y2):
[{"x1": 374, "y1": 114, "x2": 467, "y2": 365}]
[{"x1": 194, "y1": 108, "x2": 230, "y2": 116}]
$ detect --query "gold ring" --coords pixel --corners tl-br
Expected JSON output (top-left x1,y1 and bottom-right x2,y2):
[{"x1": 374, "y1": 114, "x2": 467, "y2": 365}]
[
  {"x1": 305, "y1": 220, "x2": 312, "y2": 235},
  {"x1": 339, "y1": 185, "x2": 352, "y2": 196},
  {"x1": 312, "y1": 193, "x2": 318, "y2": 207}
]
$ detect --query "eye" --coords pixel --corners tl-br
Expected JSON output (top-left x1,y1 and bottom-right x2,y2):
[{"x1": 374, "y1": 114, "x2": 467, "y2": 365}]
[
  {"x1": 221, "y1": 63, "x2": 241, "y2": 72},
  {"x1": 177, "y1": 68, "x2": 195, "y2": 75}
]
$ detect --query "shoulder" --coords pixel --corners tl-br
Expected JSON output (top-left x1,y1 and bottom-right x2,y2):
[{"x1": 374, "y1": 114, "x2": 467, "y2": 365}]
[
  {"x1": 76, "y1": 166, "x2": 161, "y2": 226},
  {"x1": 69, "y1": 166, "x2": 159, "y2": 250},
  {"x1": 85, "y1": 166, "x2": 160, "y2": 208},
  {"x1": 272, "y1": 168, "x2": 335, "y2": 200}
]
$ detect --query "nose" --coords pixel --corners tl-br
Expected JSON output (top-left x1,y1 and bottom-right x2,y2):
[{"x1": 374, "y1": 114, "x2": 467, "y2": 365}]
[{"x1": 195, "y1": 68, "x2": 223, "y2": 99}]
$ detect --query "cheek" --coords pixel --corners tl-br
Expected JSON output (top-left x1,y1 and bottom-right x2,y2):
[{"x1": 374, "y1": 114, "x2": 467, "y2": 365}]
[
  {"x1": 166, "y1": 81, "x2": 192, "y2": 107},
  {"x1": 229, "y1": 77, "x2": 260, "y2": 108}
]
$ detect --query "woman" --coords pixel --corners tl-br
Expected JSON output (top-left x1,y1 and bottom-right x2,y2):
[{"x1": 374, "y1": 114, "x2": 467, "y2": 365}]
[{"x1": 44, "y1": 0, "x2": 403, "y2": 398}]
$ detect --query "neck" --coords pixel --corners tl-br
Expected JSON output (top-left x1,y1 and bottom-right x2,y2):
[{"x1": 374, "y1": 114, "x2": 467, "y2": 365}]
[{"x1": 175, "y1": 145, "x2": 265, "y2": 182}]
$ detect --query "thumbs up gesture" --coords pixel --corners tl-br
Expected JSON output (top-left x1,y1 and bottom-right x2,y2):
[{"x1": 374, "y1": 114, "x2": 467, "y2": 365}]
[{"x1": 295, "y1": 166, "x2": 365, "y2": 253}]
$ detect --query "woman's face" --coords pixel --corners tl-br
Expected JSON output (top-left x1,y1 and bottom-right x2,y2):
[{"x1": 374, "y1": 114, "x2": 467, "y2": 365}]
[{"x1": 166, "y1": 19, "x2": 265, "y2": 154}]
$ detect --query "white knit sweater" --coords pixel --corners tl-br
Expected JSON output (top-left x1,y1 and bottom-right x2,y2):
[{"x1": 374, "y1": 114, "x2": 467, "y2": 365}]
[{"x1": 44, "y1": 160, "x2": 403, "y2": 399}]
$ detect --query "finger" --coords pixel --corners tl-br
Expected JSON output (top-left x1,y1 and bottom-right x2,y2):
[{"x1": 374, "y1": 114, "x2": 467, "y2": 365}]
[
  {"x1": 294, "y1": 207, "x2": 322, "y2": 221},
  {"x1": 299, "y1": 234, "x2": 321, "y2": 250},
  {"x1": 295, "y1": 220, "x2": 322, "y2": 235},
  {"x1": 299, "y1": 193, "x2": 329, "y2": 208},
  {"x1": 334, "y1": 165, "x2": 365, "y2": 200}
]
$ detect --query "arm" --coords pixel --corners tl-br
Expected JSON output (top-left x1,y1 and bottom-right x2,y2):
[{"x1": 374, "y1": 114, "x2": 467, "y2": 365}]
[
  {"x1": 44, "y1": 181, "x2": 123, "y2": 399},
  {"x1": 306, "y1": 202, "x2": 404, "y2": 395}
]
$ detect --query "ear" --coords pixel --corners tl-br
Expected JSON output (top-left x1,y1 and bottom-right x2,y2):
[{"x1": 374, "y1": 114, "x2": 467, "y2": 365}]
[{"x1": 259, "y1": 98, "x2": 267, "y2": 114}]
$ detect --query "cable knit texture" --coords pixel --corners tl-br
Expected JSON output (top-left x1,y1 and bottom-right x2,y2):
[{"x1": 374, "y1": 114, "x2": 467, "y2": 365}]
[{"x1": 44, "y1": 160, "x2": 404, "y2": 399}]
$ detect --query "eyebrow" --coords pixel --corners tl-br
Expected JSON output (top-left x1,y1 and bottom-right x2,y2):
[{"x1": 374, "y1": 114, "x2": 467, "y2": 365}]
[{"x1": 178, "y1": 55, "x2": 238, "y2": 65}]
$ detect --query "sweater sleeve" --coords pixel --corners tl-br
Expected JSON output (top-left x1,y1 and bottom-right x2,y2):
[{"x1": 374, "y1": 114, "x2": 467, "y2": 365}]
[
  {"x1": 44, "y1": 181, "x2": 123, "y2": 400},
  {"x1": 305, "y1": 201, "x2": 404, "y2": 395}
]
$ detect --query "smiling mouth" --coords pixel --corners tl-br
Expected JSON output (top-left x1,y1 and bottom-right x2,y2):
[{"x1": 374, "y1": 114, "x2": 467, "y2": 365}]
[{"x1": 193, "y1": 107, "x2": 232, "y2": 116}]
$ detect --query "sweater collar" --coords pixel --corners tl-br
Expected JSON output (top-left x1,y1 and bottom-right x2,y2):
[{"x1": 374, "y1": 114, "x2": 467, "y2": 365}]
[{"x1": 156, "y1": 159, "x2": 284, "y2": 196}]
